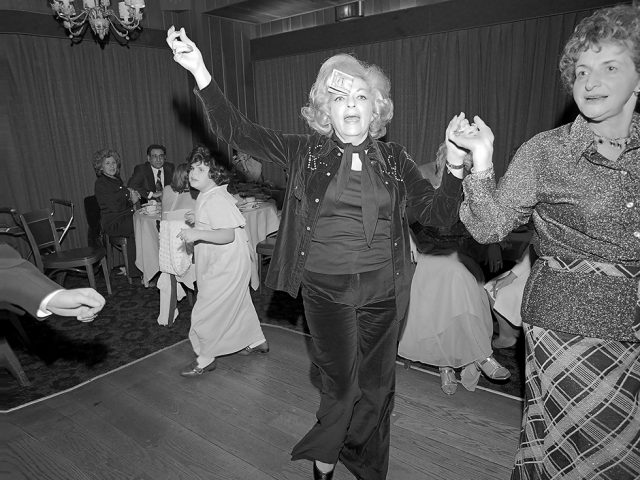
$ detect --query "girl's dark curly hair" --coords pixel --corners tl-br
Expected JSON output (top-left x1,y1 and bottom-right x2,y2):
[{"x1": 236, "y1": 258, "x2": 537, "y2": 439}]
[
  {"x1": 559, "y1": 5, "x2": 640, "y2": 92},
  {"x1": 187, "y1": 146, "x2": 232, "y2": 185}
]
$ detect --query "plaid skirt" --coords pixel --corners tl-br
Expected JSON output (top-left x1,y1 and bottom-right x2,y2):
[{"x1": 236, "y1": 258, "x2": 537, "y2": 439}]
[{"x1": 511, "y1": 324, "x2": 640, "y2": 480}]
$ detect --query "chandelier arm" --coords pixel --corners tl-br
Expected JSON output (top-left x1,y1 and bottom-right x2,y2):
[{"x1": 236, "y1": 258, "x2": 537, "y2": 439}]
[
  {"x1": 106, "y1": 11, "x2": 138, "y2": 34},
  {"x1": 55, "y1": 8, "x2": 89, "y2": 28},
  {"x1": 50, "y1": 1, "x2": 143, "y2": 44},
  {"x1": 68, "y1": 22, "x2": 89, "y2": 37},
  {"x1": 62, "y1": 10, "x2": 90, "y2": 23},
  {"x1": 108, "y1": 20, "x2": 130, "y2": 39}
]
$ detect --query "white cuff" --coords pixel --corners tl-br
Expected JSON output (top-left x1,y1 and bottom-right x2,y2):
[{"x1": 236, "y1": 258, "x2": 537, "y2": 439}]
[{"x1": 37, "y1": 289, "x2": 64, "y2": 317}]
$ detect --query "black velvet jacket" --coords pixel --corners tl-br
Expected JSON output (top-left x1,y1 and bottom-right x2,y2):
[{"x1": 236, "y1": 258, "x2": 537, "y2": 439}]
[{"x1": 194, "y1": 82, "x2": 463, "y2": 321}]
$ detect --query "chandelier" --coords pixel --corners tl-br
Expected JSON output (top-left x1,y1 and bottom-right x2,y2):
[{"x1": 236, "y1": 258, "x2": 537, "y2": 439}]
[{"x1": 50, "y1": 0, "x2": 145, "y2": 44}]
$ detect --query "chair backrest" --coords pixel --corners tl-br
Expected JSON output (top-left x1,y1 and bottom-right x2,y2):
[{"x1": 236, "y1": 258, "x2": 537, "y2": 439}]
[
  {"x1": 49, "y1": 198, "x2": 75, "y2": 245},
  {"x1": 22, "y1": 208, "x2": 61, "y2": 254},
  {"x1": 84, "y1": 195, "x2": 104, "y2": 248},
  {"x1": 0, "y1": 207, "x2": 44, "y2": 272}
]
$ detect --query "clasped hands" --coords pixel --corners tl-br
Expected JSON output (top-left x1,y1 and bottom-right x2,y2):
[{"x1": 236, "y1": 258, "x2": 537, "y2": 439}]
[
  {"x1": 445, "y1": 112, "x2": 495, "y2": 172},
  {"x1": 128, "y1": 187, "x2": 141, "y2": 205},
  {"x1": 48, "y1": 288, "x2": 106, "y2": 322}
]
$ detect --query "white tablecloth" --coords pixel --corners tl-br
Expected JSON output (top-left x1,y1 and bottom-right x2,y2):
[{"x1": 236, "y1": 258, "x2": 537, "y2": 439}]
[
  {"x1": 133, "y1": 209, "x2": 161, "y2": 287},
  {"x1": 239, "y1": 201, "x2": 280, "y2": 255},
  {"x1": 133, "y1": 202, "x2": 280, "y2": 288}
]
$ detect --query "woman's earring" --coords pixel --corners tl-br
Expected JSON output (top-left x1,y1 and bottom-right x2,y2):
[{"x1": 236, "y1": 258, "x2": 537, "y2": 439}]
[{"x1": 634, "y1": 90, "x2": 639, "y2": 96}]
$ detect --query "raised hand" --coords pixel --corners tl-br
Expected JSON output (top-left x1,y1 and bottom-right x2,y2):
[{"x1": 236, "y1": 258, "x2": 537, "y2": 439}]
[{"x1": 166, "y1": 26, "x2": 211, "y2": 89}]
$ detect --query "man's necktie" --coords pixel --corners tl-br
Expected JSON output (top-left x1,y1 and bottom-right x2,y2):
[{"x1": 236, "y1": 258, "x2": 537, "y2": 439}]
[{"x1": 155, "y1": 169, "x2": 163, "y2": 192}]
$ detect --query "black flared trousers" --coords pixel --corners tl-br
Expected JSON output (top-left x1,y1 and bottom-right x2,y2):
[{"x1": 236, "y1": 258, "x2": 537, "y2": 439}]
[{"x1": 291, "y1": 264, "x2": 398, "y2": 480}]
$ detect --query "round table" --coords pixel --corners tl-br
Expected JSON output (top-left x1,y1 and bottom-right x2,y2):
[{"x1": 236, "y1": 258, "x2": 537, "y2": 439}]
[
  {"x1": 133, "y1": 209, "x2": 161, "y2": 287},
  {"x1": 133, "y1": 202, "x2": 280, "y2": 288}
]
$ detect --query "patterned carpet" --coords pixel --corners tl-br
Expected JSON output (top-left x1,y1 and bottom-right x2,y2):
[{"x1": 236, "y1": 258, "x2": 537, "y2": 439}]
[{"x1": 1, "y1": 271, "x2": 523, "y2": 412}]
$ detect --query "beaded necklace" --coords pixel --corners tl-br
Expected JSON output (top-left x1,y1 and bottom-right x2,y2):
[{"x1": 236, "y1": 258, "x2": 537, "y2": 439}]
[
  {"x1": 593, "y1": 133, "x2": 631, "y2": 149},
  {"x1": 592, "y1": 123, "x2": 636, "y2": 149}
]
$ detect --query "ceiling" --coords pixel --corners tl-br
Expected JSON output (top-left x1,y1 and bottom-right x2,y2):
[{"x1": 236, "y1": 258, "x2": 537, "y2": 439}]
[{"x1": 204, "y1": 0, "x2": 355, "y2": 24}]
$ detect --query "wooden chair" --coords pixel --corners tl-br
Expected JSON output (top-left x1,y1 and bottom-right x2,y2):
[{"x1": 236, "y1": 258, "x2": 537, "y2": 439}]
[
  {"x1": 255, "y1": 232, "x2": 277, "y2": 293},
  {"x1": 0, "y1": 207, "x2": 43, "y2": 271},
  {"x1": 0, "y1": 304, "x2": 32, "y2": 386},
  {"x1": 84, "y1": 195, "x2": 132, "y2": 285},
  {"x1": 104, "y1": 235, "x2": 132, "y2": 285},
  {"x1": 0, "y1": 207, "x2": 36, "y2": 386},
  {"x1": 49, "y1": 198, "x2": 75, "y2": 246},
  {"x1": 22, "y1": 207, "x2": 112, "y2": 295}
]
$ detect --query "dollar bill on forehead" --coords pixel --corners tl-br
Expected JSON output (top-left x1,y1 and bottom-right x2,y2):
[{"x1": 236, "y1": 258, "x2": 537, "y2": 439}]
[{"x1": 327, "y1": 69, "x2": 354, "y2": 95}]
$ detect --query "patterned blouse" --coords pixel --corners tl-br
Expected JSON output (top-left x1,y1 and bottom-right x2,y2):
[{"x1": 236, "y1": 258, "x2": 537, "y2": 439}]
[{"x1": 460, "y1": 113, "x2": 640, "y2": 342}]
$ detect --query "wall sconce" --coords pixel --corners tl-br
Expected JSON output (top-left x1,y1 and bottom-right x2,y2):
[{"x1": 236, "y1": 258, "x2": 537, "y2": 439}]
[{"x1": 335, "y1": 1, "x2": 364, "y2": 22}]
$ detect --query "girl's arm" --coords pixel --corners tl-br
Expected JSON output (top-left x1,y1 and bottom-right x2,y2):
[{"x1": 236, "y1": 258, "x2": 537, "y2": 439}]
[{"x1": 178, "y1": 227, "x2": 235, "y2": 245}]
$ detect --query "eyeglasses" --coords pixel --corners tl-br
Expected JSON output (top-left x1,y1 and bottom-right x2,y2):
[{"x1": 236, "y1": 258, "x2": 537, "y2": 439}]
[{"x1": 150, "y1": 154, "x2": 166, "y2": 159}]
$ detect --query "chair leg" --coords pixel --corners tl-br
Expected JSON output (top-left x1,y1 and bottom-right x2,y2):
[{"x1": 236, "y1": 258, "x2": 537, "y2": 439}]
[
  {"x1": 121, "y1": 242, "x2": 132, "y2": 285},
  {"x1": 104, "y1": 234, "x2": 113, "y2": 272},
  {"x1": 0, "y1": 337, "x2": 31, "y2": 386},
  {"x1": 100, "y1": 257, "x2": 112, "y2": 295},
  {"x1": 258, "y1": 253, "x2": 263, "y2": 294},
  {"x1": 86, "y1": 261, "x2": 97, "y2": 290},
  {"x1": 168, "y1": 274, "x2": 178, "y2": 326},
  {"x1": 9, "y1": 313, "x2": 32, "y2": 350}
]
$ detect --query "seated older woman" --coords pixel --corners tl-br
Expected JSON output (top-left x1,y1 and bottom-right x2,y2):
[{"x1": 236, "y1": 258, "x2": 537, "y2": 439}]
[{"x1": 93, "y1": 148, "x2": 142, "y2": 279}]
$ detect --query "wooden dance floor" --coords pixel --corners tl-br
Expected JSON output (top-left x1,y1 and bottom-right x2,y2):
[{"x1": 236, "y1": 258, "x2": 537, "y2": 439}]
[{"x1": 3, "y1": 324, "x2": 521, "y2": 479}]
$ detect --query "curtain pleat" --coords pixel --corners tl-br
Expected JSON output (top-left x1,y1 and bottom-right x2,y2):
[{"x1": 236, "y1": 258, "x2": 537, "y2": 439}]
[{"x1": 2, "y1": 34, "x2": 194, "y2": 248}]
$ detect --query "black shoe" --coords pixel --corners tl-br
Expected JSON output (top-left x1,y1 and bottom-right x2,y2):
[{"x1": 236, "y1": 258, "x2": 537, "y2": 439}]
[
  {"x1": 238, "y1": 340, "x2": 269, "y2": 355},
  {"x1": 313, "y1": 462, "x2": 334, "y2": 480},
  {"x1": 180, "y1": 360, "x2": 216, "y2": 377}
]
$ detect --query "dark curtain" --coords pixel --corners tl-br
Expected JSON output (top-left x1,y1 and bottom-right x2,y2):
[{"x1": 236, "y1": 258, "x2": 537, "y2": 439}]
[
  {"x1": 253, "y1": 11, "x2": 592, "y2": 187},
  {"x1": 2, "y1": 34, "x2": 194, "y2": 248}
]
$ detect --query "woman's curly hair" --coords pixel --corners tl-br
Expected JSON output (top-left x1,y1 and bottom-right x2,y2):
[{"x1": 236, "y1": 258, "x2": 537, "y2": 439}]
[
  {"x1": 93, "y1": 148, "x2": 121, "y2": 176},
  {"x1": 187, "y1": 146, "x2": 231, "y2": 185},
  {"x1": 559, "y1": 4, "x2": 640, "y2": 92},
  {"x1": 301, "y1": 53, "x2": 394, "y2": 139}
]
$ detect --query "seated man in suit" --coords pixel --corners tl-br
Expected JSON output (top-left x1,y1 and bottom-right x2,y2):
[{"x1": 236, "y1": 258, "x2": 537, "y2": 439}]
[
  {"x1": 128, "y1": 144, "x2": 175, "y2": 204},
  {"x1": 0, "y1": 244, "x2": 105, "y2": 321}
]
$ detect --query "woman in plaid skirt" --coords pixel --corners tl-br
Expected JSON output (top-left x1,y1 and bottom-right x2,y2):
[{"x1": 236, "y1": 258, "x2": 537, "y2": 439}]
[{"x1": 449, "y1": 4, "x2": 640, "y2": 479}]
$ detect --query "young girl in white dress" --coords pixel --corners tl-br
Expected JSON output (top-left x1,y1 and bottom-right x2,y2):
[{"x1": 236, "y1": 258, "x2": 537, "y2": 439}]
[{"x1": 177, "y1": 146, "x2": 268, "y2": 377}]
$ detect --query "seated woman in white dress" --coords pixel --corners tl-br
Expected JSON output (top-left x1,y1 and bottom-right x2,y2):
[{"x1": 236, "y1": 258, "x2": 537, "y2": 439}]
[
  {"x1": 399, "y1": 144, "x2": 510, "y2": 395},
  {"x1": 157, "y1": 162, "x2": 197, "y2": 325}
]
